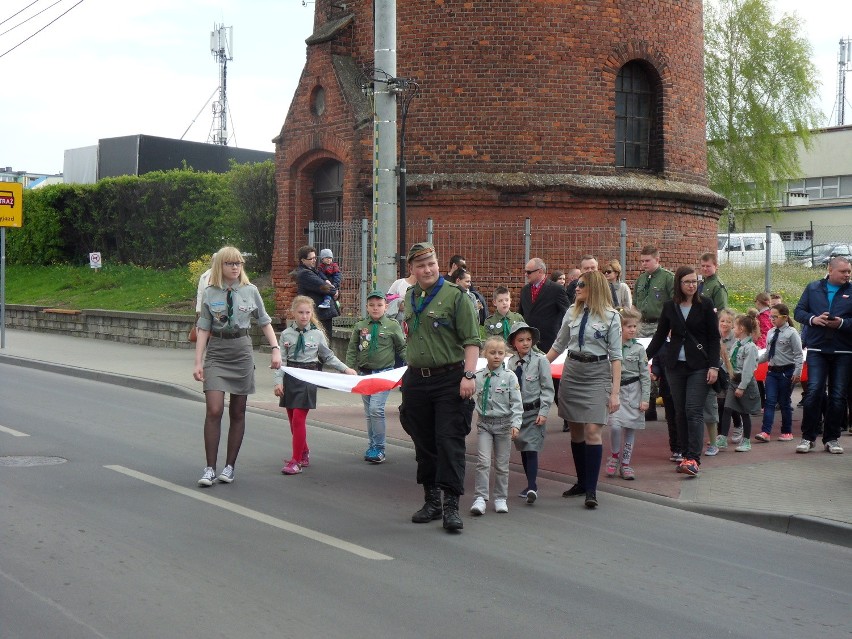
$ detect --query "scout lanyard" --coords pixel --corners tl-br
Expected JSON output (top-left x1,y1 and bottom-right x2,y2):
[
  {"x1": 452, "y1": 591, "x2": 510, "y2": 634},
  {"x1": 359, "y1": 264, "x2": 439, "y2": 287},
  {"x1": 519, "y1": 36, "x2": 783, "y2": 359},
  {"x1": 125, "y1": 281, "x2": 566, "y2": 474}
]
[{"x1": 411, "y1": 276, "x2": 445, "y2": 330}]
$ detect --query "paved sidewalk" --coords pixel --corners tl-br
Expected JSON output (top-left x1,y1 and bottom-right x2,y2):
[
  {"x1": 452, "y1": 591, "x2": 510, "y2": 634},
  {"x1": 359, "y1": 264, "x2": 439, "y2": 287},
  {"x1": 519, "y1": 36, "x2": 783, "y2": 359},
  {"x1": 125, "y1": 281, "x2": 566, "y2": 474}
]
[{"x1": 1, "y1": 329, "x2": 850, "y2": 547}]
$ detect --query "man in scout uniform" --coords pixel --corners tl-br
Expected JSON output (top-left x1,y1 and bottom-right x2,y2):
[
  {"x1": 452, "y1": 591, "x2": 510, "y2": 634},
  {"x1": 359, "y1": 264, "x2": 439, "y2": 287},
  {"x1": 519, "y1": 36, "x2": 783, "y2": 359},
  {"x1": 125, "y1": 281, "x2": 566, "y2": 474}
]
[
  {"x1": 401, "y1": 242, "x2": 481, "y2": 532},
  {"x1": 345, "y1": 290, "x2": 407, "y2": 464},
  {"x1": 698, "y1": 252, "x2": 728, "y2": 311},
  {"x1": 634, "y1": 245, "x2": 674, "y2": 420}
]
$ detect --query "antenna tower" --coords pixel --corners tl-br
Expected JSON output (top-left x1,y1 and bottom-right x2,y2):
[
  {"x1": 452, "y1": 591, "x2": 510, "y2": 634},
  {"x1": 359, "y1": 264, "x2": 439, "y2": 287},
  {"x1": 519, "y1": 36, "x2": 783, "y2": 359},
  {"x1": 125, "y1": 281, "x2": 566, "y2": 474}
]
[
  {"x1": 836, "y1": 37, "x2": 851, "y2": 126},
  {"x1": 209, "y1": 24, "x2": 233, "y2": 145}
]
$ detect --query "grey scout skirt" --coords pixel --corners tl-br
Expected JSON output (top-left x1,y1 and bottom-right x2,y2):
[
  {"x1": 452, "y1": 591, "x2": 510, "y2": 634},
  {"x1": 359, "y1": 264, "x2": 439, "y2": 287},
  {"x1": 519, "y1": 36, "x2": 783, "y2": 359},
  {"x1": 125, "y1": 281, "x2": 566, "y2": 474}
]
[
  {"x1": 203, "y1": 336, "x2": 255, "y2": 395},
  {"x1": 558, "y1": 358, "x2": 612, "y2": 426}
]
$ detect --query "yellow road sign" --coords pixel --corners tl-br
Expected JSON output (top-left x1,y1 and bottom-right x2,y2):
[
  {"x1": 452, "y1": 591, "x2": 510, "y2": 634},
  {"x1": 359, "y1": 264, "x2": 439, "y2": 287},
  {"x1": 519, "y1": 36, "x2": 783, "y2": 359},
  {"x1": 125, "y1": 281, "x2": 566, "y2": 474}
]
[{"x1": 0, "y1": 183, "x2": 23, "y2": 228}]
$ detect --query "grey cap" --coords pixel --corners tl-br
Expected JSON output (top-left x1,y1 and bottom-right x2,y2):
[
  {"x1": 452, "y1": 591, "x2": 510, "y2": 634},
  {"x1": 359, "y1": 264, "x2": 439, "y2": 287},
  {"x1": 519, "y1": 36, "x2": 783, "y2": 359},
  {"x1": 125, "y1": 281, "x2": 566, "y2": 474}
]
[
  {"x1": 507, "y1": 321, "x2": 540, "y2": 347},
  {"x1": 319, "y1": 248, "x2": 334, "y2": 259}
]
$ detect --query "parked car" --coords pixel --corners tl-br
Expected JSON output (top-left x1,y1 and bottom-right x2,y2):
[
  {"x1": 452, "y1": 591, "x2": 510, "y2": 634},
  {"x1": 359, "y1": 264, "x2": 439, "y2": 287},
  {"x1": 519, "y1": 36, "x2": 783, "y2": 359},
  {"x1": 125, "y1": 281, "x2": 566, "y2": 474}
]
[
  {"x1": 717, "y1": 232, "x2": 786, "y2": 266},
  {"x1": 791, "y1": 243, "x2": 852, "y2": 269}
]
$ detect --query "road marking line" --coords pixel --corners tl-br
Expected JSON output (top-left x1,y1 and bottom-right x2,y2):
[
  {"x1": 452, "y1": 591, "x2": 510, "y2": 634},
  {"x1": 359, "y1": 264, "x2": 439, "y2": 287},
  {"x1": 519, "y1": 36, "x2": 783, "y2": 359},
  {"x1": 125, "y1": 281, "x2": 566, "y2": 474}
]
[
  {"x1": 0, "y1": 424, "x2": 30, "y2": 437},
  {"x1": 104, "y1": 465, "x2": 392, "y2": 561}
]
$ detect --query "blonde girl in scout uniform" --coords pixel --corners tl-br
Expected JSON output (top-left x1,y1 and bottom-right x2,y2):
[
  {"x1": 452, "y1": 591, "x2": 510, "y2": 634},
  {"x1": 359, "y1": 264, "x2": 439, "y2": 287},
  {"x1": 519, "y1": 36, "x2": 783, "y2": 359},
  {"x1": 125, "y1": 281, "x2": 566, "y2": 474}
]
[
  {"x1": 546, "y1": 270, "x2": 622, "y2": 509},
  {"x1": 605, "y1": 309, "x2": 650, "y2": 480},
  {"x1": 716, "y1": 311, "x2": 761, "y2": 452},
  {"x1": 193, "y1": 246, "x2": 281, "y2": 487},
  {"x1": 483, "y1": 286, "x2": 525, "y2": 339},
  {"x1": 345, "y1": 290, "x2": 406, "y2": 464},
  {"x1": 507, "y1": 321, "x2": 555, "y2": 504},
  {"x1": 470, "y1": 336, "x2": 523, "y2": 516},
  {"x1": 274, "y1": 296, "x2": 356, "y2": 475}
]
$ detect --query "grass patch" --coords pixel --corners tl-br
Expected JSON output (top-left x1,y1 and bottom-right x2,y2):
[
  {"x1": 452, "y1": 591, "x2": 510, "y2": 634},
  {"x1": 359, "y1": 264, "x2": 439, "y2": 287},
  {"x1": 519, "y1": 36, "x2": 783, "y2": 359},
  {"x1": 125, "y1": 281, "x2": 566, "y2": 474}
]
[
  {"x1": 3, "y1": 264, "x2": 274, "y2": 315},
  {"x1": 718, "y1": 263, "x2": 817, "y2": 313}
]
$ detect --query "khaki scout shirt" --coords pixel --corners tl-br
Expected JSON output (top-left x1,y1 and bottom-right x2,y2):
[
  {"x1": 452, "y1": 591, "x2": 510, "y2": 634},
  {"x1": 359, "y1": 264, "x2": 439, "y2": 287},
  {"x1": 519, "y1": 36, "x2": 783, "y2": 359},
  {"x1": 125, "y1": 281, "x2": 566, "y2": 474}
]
[
  {"x1": 345, "y1": 315, "x2": 406, "y2": 370},
  {"x1": 634, "y1": 266, "x2": 675, "y2": 322},
  {"x1": 474, "y1": 365, "x2": 523, "y2": 428},
  {"x1": 483, "y1": 311, "x2": 526, "y2": 338},
  {"x1": 403, "y1": 279, "x2": 481, "y2": 368},
  {"x1": 198, "y1": 283, "x2": 271, "y2": 332},
  {"x1": 700, "y1": 273, "x2": 728, "y2": 311}
]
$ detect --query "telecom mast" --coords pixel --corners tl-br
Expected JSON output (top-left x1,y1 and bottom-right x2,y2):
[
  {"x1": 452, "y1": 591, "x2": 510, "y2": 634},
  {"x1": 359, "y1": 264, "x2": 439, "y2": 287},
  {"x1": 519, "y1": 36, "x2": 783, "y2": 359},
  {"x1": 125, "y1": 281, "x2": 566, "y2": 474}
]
[
  {"x1": 209, "y1": 24, "x2": 233, "y2": 146},
  {"x1": 836, "y1": 38, "x2": 851, "y2": 127}
]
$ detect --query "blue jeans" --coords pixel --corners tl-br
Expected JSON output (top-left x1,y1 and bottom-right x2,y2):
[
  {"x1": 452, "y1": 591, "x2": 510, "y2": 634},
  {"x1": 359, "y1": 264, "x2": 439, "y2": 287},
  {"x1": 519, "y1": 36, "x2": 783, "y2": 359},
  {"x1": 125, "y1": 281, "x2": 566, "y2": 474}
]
[
  {"x1": 665, "y1": 363, "x2": 709, "y2": 463},
  {"x1": 361, "y1": 367, "x2": 392, "y2": 450},
  {"x1": 761, "y1": 369, "x2": 794, "y2": 435},
  {"x1": 801, "y1": 351, "x2": 852, "y2": 443}
]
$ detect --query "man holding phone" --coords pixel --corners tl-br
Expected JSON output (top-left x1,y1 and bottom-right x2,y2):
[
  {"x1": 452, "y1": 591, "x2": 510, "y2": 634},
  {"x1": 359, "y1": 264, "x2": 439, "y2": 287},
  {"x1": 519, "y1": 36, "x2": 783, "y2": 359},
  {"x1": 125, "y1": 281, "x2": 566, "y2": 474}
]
[{"x1": 793, "y1": 256, "x2": 852, "y2": 454}]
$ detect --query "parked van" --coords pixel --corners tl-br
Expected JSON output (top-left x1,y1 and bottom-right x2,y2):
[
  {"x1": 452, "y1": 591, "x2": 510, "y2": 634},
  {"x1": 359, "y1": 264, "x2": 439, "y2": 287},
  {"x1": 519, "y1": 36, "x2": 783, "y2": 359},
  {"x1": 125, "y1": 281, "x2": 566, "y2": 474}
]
[{"x1": 717, "y1": 232, "x2": 786, "y2": 266}]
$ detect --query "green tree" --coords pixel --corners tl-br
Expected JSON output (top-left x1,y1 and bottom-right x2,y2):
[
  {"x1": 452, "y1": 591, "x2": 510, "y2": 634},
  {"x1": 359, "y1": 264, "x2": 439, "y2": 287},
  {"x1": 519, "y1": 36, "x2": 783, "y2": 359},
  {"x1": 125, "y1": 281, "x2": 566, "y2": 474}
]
[
  {"x1": 227, "y1": 160, "x2": 277, "y2": 272},
  {"x1": 705, "y1": 0, "x2": 822, "y2": 230}
]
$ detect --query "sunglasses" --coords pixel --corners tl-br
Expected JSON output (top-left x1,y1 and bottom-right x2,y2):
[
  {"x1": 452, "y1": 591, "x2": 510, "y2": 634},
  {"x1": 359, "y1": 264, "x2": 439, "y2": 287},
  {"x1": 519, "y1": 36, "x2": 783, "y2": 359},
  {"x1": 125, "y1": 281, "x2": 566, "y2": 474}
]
[
  {"x1": 576, "y1": 281, "x2": 587, "y2": 289},
  {"x1": 602, "y1": 269, "x2": 615, "y2": 275},
  {"x1": 525, "y1": 268, "x2": 541, "y2": 275}
]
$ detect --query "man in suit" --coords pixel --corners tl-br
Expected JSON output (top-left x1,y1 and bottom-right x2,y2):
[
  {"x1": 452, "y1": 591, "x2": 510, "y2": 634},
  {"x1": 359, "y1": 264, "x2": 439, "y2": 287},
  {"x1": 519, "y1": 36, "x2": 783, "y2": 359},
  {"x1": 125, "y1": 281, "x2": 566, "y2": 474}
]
[{"x1": 520, "y1": 257, "x2": 570, "y2": 353}]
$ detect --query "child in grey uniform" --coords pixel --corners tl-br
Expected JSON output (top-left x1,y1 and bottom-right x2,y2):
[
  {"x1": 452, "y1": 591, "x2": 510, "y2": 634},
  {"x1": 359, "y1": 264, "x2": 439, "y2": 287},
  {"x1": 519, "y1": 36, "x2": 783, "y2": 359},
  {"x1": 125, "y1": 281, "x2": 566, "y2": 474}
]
[
  {"x1": 507, "y1": 322, "x2": 554, "y2": 503},
  {"x1": 716, "y1": 311, "x2": 761, "y2": 452},
  {"x1": 605, "y1": 309, "x2": 650, "y2": 480},
  {"x1": 470, "y1": 336, "x2": 523, "y2": 515}
]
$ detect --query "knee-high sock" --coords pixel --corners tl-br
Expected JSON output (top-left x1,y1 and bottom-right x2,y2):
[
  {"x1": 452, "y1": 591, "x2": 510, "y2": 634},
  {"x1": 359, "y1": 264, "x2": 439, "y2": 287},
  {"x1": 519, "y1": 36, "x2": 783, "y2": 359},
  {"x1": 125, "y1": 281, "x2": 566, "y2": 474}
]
[
  {"x1": 584, "y1": 443, "x2": 602, "y2": 493},
  {"x1": 522, "y1": 451, "x2": 538, "y2": 491},
  {"x1": 570, "y1": 441, "x2": 586, "y2": 489}
]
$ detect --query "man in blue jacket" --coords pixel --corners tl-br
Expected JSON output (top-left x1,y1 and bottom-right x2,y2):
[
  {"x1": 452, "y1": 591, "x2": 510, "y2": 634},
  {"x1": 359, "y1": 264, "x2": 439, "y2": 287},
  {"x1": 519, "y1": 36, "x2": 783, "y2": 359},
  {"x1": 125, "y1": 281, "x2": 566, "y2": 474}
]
[{"x1": 793, "y1": 256, "x2": 852, "y2": 454}]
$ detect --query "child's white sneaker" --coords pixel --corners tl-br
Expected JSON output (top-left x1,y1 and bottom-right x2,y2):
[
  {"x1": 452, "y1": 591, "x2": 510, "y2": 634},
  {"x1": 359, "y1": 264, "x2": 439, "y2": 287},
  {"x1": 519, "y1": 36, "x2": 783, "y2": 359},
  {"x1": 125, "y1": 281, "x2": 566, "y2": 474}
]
[
  {"x1": 494, "y1": 499, "x2": 508, "y2": 513},
  {"x1": 470, "y1": 497, "x2": 486, "y2": 515}
]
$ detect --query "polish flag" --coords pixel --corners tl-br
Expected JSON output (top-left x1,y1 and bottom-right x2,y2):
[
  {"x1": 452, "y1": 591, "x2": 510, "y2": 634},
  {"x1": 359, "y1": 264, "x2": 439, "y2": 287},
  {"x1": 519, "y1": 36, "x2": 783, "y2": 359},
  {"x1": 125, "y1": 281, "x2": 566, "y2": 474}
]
[{"x1": 281, "y1": 366, "x2": 405, "y2": 395}]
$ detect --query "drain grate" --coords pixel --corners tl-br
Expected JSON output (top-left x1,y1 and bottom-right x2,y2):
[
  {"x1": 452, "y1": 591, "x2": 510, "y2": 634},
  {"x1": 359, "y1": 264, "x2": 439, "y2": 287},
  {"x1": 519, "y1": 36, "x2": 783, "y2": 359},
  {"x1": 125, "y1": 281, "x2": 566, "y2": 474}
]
[{"x1": 0, "y1": 456, "x2": 68, "y2": 467}]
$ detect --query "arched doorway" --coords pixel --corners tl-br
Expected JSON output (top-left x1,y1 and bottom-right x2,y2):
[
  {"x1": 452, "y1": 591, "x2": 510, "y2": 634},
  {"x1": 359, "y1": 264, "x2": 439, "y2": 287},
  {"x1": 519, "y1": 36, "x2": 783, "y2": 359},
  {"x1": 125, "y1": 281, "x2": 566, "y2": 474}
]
[{"x1": 312, "y1": 160, "x2": 344, "y2": 260}]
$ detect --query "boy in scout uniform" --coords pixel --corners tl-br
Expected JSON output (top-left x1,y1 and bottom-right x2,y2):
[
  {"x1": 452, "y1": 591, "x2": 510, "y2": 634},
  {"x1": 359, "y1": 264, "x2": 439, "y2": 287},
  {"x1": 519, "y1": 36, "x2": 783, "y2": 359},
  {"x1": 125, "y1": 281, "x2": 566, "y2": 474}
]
[
  {"x1": 483, "y1": 285, "x2": 525, "y2": 340},
  {"x1": 634, "y1": 245, "x2": 674, "y2": 420},
  {"x1": 345, "y1": 290, "x2": 406, "y2": 464},
  {"x1": 401, "y1": 242, "x2": 481, "y2": 533}
]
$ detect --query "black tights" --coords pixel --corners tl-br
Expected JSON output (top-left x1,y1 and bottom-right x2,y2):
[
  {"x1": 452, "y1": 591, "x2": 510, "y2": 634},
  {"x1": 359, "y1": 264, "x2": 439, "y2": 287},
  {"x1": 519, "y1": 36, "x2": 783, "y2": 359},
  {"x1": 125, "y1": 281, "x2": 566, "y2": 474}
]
[
  {"x1": 203, "y1": 391, "x2": 248, "y2": 468},
  {"x1": 719, "y1": 407, "x2": 751, "y2": 440},
  {"x1": 521, "y1": 451, "x2": 539, "y2": 492}
]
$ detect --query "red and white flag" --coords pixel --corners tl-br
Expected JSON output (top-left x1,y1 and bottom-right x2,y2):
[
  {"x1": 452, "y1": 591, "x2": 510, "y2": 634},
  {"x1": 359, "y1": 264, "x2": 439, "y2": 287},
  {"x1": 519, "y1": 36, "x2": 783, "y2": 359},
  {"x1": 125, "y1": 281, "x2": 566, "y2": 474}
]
[{"x1": 281, "y1": 366, "x2": 405, "y2": 395}]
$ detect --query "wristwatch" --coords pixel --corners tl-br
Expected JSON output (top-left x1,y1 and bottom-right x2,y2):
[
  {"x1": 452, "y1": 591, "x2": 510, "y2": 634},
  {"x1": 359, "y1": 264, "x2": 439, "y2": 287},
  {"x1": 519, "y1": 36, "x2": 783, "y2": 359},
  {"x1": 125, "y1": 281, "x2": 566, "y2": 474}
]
[{"x1": 464, "y1": 371, "x2": 476, "y2": 380}]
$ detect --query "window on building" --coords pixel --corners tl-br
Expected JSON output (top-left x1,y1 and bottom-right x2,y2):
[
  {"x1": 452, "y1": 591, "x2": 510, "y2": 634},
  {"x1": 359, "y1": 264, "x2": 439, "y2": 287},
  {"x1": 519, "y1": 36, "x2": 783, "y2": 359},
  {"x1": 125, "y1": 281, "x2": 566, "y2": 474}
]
[
  {"x1": 615, "y1": 62, "x2": 658, "y2": 169},
  {"x1": 840, "y1": 175, "x2": 852, "y2": 197}
]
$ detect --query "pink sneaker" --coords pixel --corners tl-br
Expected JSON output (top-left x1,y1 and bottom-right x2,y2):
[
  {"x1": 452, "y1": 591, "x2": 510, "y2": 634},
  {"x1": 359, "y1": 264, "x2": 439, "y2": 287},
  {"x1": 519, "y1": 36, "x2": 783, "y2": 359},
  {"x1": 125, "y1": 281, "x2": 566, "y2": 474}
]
[
  {"x1": 300, "y1": 449, "x2": 311, "y2": 467},
  {"x1": 778, "y1": 433, "x2": 794, "y2": 442},
  {"x1": 754, "y1": 432, "x2": 771, "y2": 442},
  {"x1": 281, "y1": 460, "x2": 302, "y2": 475},
  {"x1": 605, "y1": 456, "x2": 619, "y2": 477},
  {"x1": 620, "y1": 465, "x2": 636, "y2": 480}
]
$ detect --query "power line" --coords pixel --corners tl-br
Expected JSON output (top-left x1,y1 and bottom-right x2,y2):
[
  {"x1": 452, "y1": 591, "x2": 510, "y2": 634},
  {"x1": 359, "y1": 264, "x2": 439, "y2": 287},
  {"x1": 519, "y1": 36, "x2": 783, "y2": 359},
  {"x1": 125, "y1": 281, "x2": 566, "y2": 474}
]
[
  {"x1": 0, "y1": 0, "x2": 40, "y2": 28},
  {"x1": 0, "y1": 0, "x2": 85, "y2": 60},
  {"x1": 0, "y1": 0, "x2": 65, "y2": 39}
]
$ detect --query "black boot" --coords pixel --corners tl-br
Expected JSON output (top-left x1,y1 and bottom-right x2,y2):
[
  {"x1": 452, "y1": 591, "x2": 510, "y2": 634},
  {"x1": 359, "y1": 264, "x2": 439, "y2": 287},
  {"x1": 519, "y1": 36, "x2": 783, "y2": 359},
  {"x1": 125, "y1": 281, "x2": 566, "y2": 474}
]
[
  {"x1": 442, "y1": 493, "x2": 463, "y2": 532},
  {"x1": 411, "y1": 485, "x2": 442, "y2": 523}
]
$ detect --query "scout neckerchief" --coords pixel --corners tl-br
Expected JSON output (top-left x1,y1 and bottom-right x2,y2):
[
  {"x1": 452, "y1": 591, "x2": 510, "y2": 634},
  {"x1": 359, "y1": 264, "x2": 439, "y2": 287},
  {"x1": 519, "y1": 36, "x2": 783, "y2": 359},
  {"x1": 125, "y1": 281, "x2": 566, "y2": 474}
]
[
  {"x1": 226, "y1": 288, "x2": 234, "y2": 327},
  {"x1": 480, "y1": 365, "x2": 502, "y2": 413},
  {"x1": 501, "y1": 316, "x2": 511, "y2": 340},
  {"x1": 766, "y1": 328, "x2": 780, "y2": 362},
  {"x1": 731, "y1": 337, "x2": 751, "y2": 369},
  {"x1": 577, "y1": 307, "x2": 590, "y2": 349},
  {"x1": 369, "y1": 319, "x2": 380, "y2": 352},
  {"x1": 293, "y1": 322, "x2": 316, "y2": 357},
  {"x1": 514, "y1": 358, "x2": 524, "y2": 392},
  {"x1": 410, "y1": 276, "x2": 445, "y2": 331}
]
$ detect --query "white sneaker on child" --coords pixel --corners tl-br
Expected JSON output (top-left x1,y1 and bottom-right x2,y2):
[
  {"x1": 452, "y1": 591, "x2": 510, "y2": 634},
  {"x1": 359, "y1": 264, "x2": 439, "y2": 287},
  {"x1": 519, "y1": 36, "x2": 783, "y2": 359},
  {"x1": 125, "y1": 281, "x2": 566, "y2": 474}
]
[{"x1": 494, "y1": 499, "x2": 509, "y2": 513}]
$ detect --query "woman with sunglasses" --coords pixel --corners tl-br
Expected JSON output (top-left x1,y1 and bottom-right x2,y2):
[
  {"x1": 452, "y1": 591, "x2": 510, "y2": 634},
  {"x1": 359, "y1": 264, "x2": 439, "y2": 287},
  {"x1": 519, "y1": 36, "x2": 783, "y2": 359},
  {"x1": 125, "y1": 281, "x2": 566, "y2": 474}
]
[
  {"x1": 546, "y1": 270, "x2": 622, "y2": 508},
  {"x1": 646, "y1": 266, "x2": 720, "y2": 477},
  {"x1": 194, "y1": 246, "x2": 282, "y2": 487},
  {"x1": 603, "y1": 259, "x2": 632, "y2": 310}
]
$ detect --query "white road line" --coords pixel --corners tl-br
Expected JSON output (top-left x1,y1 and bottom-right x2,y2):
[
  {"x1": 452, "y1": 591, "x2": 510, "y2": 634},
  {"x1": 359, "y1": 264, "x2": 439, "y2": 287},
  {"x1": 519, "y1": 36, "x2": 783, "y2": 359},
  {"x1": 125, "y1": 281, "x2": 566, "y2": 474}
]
[
  {"x1": 104, "y1": 465, "x2": 393, "y2": 561},
  {"x1": 0, "y1": 424, "x2": 30, "y2": 437}
]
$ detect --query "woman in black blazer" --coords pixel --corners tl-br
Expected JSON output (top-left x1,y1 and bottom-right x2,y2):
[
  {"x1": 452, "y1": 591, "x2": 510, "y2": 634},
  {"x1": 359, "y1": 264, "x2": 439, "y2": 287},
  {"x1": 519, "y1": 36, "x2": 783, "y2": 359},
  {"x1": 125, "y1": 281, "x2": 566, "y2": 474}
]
[{"x1": 646, "y1": 266, "x2": 720, "y2": 477}]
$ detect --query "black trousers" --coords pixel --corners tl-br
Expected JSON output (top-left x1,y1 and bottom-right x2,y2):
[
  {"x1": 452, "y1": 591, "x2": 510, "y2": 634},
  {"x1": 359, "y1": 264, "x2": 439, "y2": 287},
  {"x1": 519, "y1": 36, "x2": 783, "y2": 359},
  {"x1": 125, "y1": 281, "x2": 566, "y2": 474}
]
[{"x1": 400, "y1": 368, "x2": 474, "y2": 496}]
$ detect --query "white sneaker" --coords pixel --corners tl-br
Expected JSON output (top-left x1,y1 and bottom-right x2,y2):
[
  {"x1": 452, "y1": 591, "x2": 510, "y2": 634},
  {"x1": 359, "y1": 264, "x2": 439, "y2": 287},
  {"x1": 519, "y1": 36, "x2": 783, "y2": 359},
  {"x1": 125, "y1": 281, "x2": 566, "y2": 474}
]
[
  {"x1": 317, "y1": 302, "x2": 330, "y2": 309},
  {"x1": 825, "y1": 440, "x2": 844, "y2": 454},
  {"x1": 730, "y1": 426, "x2": 744, "y2": 444},
  {"x1": 198, "y1": 466, "x2": 216, "y2": 487},
  {"x1": 470, "y1": 497, "x2": 486, "y2": 515},
  {"x1": 796, "y1": 439, "x2": 814, "y2": 453},
  {"x1": 217, "y1": 464, "x2": 235, "y2": 483},
  {"x1": 494, "y1": 498, "x2": 509, "y2": 513}
]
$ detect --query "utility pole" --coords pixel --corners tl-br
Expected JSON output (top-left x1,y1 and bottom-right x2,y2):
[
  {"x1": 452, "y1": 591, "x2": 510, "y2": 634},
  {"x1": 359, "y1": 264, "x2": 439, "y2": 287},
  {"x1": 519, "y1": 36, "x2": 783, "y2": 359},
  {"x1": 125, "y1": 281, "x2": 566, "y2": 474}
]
[
  {"x1": 372, "y1": 0, "x2": 397, "y2": 293},
  {"x1": 209, "y1": 24, "x2": 233, "y2": 146}
]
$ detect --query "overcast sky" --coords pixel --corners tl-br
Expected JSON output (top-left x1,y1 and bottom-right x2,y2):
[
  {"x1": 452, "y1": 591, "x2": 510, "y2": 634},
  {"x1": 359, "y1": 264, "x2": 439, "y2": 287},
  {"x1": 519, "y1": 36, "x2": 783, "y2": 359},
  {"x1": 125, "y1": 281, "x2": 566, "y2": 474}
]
[{"x1": 1, "y1": 0, "x2": 850, "y2": 175}]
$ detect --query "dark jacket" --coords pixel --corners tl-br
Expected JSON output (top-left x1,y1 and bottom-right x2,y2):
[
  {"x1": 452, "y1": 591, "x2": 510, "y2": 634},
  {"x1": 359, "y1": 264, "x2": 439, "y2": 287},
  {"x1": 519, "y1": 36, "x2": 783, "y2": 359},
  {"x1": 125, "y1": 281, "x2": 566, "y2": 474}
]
[
  {"x1": 520, "y1": 279, "x2": 570, "y2": 352},
  {"x1": 646, "y1": 296, "x2": 721, "y2": 370},
  {"x1": 295, "y1": 264, "x2": 340, "y2": 321},
  {"x1": 794, "y1": 278, "x2": 852, "y2": 352}
]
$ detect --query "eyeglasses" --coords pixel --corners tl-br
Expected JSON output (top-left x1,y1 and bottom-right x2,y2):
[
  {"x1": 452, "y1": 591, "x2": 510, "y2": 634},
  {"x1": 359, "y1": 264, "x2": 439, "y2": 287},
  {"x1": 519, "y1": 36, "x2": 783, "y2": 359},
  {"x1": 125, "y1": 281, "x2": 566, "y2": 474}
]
[
  {"x1": 525, "y1": 268, "x2": 541, "y2": 275},
  {"x1": 681, "y1": 280, "x2": 699, "y2": 285},
  {"x1": 576, "y1": 281, "x2": 587, "y2": 289},
  {"x1": 224, "y1": 261, "x2": 243, "y2": 268},
  {"x1": 602, "y1": 269, "x2": 614, "y2": 275}
]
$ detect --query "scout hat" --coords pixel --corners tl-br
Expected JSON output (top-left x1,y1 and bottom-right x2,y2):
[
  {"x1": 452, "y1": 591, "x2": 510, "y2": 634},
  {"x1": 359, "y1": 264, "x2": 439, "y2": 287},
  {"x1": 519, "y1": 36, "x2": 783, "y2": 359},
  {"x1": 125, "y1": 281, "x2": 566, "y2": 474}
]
[
  {"x1": 507, "y1": 321, "x2": 540, "y2": 348},
  {"x1": 407, "y1": 242, "x2": 436, "y2": 263},
  {"x1": 366, "y1": 290, "x2": 386, "y2": 300}
]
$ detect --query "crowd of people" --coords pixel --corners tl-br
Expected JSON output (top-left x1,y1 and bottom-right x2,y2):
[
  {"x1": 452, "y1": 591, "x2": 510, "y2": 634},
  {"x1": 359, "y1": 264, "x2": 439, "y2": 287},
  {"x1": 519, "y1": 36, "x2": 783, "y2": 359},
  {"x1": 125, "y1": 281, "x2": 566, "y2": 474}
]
[{"x1": 191, "y1": 241, "x2": 851, "y2": 534}]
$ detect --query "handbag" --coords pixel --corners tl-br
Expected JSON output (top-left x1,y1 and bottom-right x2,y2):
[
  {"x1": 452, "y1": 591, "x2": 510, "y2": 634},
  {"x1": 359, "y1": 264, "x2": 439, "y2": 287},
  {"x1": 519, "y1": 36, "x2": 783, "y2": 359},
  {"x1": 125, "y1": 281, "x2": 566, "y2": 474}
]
[{"x1": 672, "y1": 305, "x2": 728, "y2": 392}]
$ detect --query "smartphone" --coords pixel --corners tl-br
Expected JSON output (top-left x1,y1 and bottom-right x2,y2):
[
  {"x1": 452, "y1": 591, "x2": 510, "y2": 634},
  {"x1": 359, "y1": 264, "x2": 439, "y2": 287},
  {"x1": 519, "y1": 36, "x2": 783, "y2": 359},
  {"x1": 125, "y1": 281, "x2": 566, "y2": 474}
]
[{"x1": 827, "y1": 315, "x2": 837, "y2": 320}]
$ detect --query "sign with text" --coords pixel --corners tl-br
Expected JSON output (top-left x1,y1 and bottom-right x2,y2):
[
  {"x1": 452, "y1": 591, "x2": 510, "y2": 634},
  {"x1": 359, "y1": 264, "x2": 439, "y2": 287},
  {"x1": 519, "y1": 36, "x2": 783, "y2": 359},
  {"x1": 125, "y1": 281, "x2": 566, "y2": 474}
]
[
  {"x1": 0, "y1": 182, "x2": 23, "y2": 228},
  {"x1": 89, "y1": 252, "x2": 102, "y2": 269}
]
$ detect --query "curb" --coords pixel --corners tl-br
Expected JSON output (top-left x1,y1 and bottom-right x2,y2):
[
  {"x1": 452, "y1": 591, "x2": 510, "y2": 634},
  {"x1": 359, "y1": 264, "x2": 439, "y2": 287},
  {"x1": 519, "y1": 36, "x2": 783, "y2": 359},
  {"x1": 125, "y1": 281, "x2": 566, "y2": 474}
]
[{"x1": 3, "y1": 353, "x2": 850, "y2": 548}]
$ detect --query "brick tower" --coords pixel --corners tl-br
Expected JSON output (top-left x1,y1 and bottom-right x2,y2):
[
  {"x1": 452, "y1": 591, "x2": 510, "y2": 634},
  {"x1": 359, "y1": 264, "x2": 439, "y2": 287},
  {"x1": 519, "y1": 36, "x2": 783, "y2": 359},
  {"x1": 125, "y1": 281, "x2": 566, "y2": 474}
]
[{"x1": 272, "y1": 0, "x2": 726, "y2": 312}]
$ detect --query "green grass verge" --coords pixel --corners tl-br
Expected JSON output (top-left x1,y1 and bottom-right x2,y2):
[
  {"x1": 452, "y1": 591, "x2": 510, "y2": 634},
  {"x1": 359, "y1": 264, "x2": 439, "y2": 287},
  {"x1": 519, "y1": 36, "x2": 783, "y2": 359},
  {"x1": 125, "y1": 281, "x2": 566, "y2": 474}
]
[
  {"x1": 2, "y1": 264, "x2": 274, "y2": 316},
  {"x1": 717, "y1": 263, "x2": 815, "y2": 314}
]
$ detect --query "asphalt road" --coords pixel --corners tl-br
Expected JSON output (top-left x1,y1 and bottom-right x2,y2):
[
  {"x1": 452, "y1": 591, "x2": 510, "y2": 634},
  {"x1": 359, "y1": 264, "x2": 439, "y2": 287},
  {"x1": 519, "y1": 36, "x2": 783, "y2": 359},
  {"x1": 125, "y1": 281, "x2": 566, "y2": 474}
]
[{"x1": 1, "y1": 364, "x2": 850, "y2": 639}]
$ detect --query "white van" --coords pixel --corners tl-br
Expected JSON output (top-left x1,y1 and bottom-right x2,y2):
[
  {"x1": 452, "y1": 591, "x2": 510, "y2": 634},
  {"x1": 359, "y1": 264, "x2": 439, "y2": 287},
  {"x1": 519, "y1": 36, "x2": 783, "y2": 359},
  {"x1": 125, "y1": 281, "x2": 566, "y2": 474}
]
[{"x1": 717, "y1": 232, "x2": 786, "y2": 266}]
